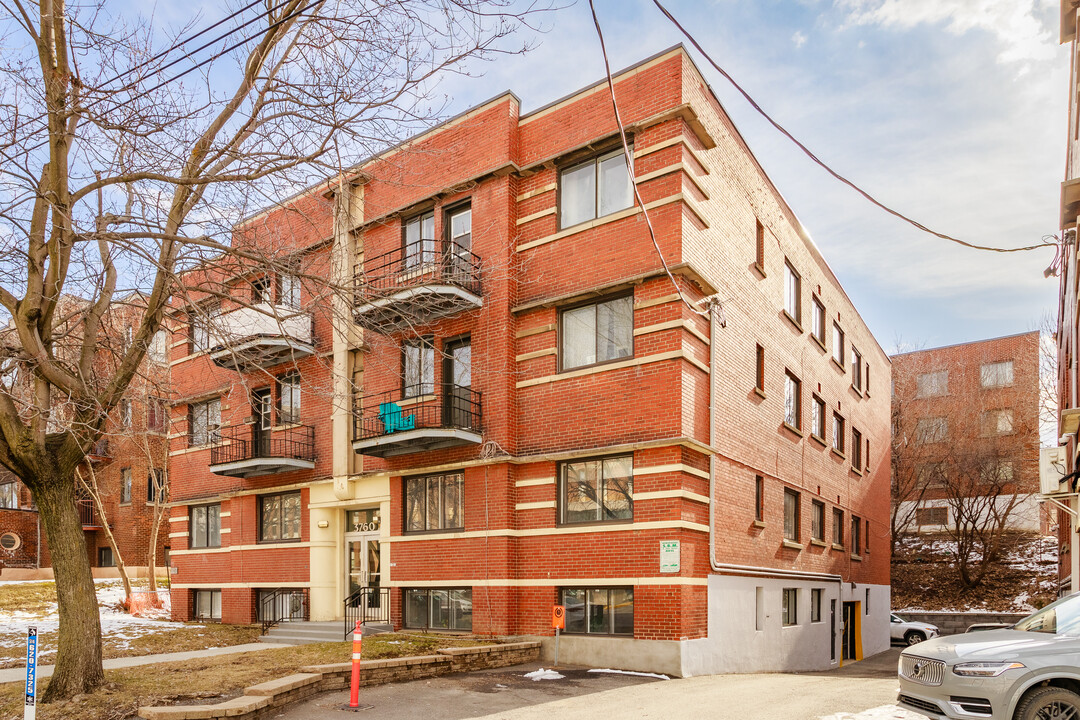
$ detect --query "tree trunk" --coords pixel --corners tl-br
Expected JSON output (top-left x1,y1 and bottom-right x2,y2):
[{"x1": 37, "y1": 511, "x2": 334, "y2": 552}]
[
  {"x1": 146, "y1": 506, "x2": 160, "y2": 595},
  {"x1": 34, "y1": 475, "x2": 105, "y2": 700}
]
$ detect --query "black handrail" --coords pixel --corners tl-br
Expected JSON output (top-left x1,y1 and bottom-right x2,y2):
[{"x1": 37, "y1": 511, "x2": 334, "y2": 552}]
[
  {"x1": 259, "y1": 587, "x2": 309, "y2": 633},
  {"x1": 210, "y1": 423, "x2": 316, "y2": 466},
  {"x1": 353, "y1": 385, "x2": 481, "y2": 442},
  {"x1": 353, "y1": 239, "x2": 481, "y2": 300},
  {"x1": 344, "y1": 586, "x2": 391, "y2": 639}
]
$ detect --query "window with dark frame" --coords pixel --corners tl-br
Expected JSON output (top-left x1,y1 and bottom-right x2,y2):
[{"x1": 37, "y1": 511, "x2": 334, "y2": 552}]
[
  {"x1": 404, "y1": 472, "x2": 464, "y2": 532},
  {"x1": 833, "y1": 413, "x2": 845, "y2": 454},
  {"x1": 851, "y1": 514, "x2": 862, "y2": 555},
  {"x1": 852, "y1": 348, "x2": 863, "y2": 391},
  {"x1": 782, "y1": 588, "x2": 798, "y2": 626},
  {"x1": 784, "y1": 371, "x2": 801, "y2": 430},
  {"x1": 147, "y1": 397, "x2": 167, "y2": 433},
  {"x1": 447, "y1": 205, "x2": 472, "y2": 253},
  {"x1": 146, "y1": 468, "x2": 166, "y2": 504},
  {"x1": 755, "y1": 219, "x2": 765, "y2": 271},
  {"x1": 917, "y1": 507, "x2": 948, "y2": 526},
  {"x1": 865, "y1": 519, "x2": 871, "y2": 555},
  {"x1": 120, "y1": 468, "x2": 131, "y2": 504},
  {"x1": 193, "y1": 589, "x2": 221, "y2": 621},
  {"x1": 403, "y1": 211, "x2": 436, "y2": 270},
  {"x1": 755, "y1": 344, "x2": 765, "y2": 394},
  {"x1": 754, "y1": 475, "x2": 764, "y2": 522},
  {"x1": 119, "y1": 399, "x2": 131, "y2": 429},
  {"x1": 783, "y1": 260, "x2": 801, "y2": 324},
  {"x1": 811, "y1": 588, "x2": 823, "y2": 623},
  {"x1": 560, "y1": 456, "x2": 633, "y2": 524},
  {"x1": 189, "y1": 398, "x2": 221, "y2": 446},
  {"x1": 252, "y1": 275, "x2": 271, "y2": 304},
  {"x1": 403, "y1": 588, "x2": 473, "y2": 631},
  {"x1": 560, "y1": 295, "x2": 633, "y2": 371},
  {"x1": 832, "y1": 323, "x2": 845, "y2": 367},
  {"x1": 279, "y1": 270, "x2": 301, "y2": 309},
  {"x1": 811, "y1": 395, "x2": 826, "y2": 439},
  {"x1": 851, "y1": 428, "x2": 863, "y2": 470},
  {"x1": 403, "y1": 338, "x2": 435, "y2": 397},
  {"x1": 783, "y1": 488, "x2": 800, "y2": 542},
  {"x1": 811, "y1": 500, "x2": 825, "y2": 542},
  {"x1": 865, "y1": 438, "x2": 870, "y2": 471},
  {"x1": 189, "y1": 303, "x2": 220, "y2": 353},
  {"x1": 811, "y1": 297, "x2": 825, "y2": 345},
  {"x1": 561, "y1": 587, "x2": 634, "y2": 635},
  {"x1": 865, "y1": 364, "x2": 871, "y2": 396},
  {"x1": 559, "y1": 147, "x2": 634, "y2": 229},
  {"x1": 190, "y1": 504, "x2": 221, "y2": 549},
  {"x1": 278, "y1": 373, "x2": 301, "y2": 425},
  {"x1": 258, "y1": 491, "x2": 302, "y2": 542},
  {"x1": 98, "y1": 546, "x2": 114, "y2": 567},
  {"x1": 833, "y1": 507, "x2": 844, "y2": 547}
]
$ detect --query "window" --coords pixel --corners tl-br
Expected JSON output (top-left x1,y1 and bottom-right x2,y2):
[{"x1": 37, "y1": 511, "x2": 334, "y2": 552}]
[
  {"x1": 811, "y1": 395, "x2": 826, "y2": 439},
  {"x1": 980, "y1": 361, "x2": 1014, "y2": 388},
  {"x1": 833, "y1": 413, "x2": 846, "y2": 454},
  {"x1": 193, "y1": 590, "x2": 221, "y2": 621},
  {"x1": 189, "y1": 303, "x2": 220, "y2": 353},
  {"x1": 120, "y1": 468, "x2": 131, "y2": 504},
  {"x1": 147, "y1": 397, "x2": 166, "y2": 433},
  {"x1": 755, "y1": 587, "x2": 765, "y2": 631},
  {"x1": 559, "y1": 148, "x2": 633, "y2": 228},
  {"x1": 188, "y1": 398, "x2": 221, "y2": 446},
  {"x1": 252, "y1": 275, "x2": 271, "y2": 304},
  {"x1": 98, "y1": 546, "x2": 114, "y2": 567},
  {"x1": 122, "y1": 326, "x2": 133, "y2": 352},
  {"x1": 865, "y1": 438, "x2": 870, "y2": 471},
  {"x1": 258, "y1": 491, "x2": 302, "y2": 542},
  {"x1": 981, "y1": 461, "x2": 1015, "y2": 484},
  {"x1": 865, "y1": 364, "x2": 871, "y2": 396},
  {"x1": 447, "y1": 206, "x2": 472, "y2": 252},
  {"x1": 0, "y1": 482, "x2": 16, "y2": 509},
  {"x1": 917, "y1": 463, "x2": 948, "y2": 488},
  {"x1": 755, "y1": 344, "x2": 765, "y2": 394},
  {"x1": 561, "y1": 587, "x2": 633, "y2": 635},
  {"x1": 403, "y1": 338, "x2": 435, "y2": 397},
  {"x1": 980, "y1": 409, "x2": 1014, "y2": 436},
  {"x1": 190, "y1": 504, "x2": 222, "y2": 549},
  {"x1": 782, "y1": 588, "x2": 798, "y2": 626},
  {"x1": 405, "y1": 473, "x2": 464, "y2": 532},
  {"x1": 754, "y1": 219, "x2": 765, "y2": 271},
  {"x1": 811, "y1": 297, "x2": 825, "y2": 346},
  {"x1": 404, "y1": 211, "x2": 436, "y2": 270},
  {"x1": 916, "y1": 370, "x2": 948, "y2": 398},
  {"x1": 916, "y1": 507, "x2": 948, "y2": 526},
  {"x1": 147, "y1": 468, "x2": 166, "y2": 504},
  {"x1": 783, "y1": 488, "x2": 800, "y2": 542},
  {"x1": 832, "y1": 323, "x2": 845, "y2": 366},
  {"x1": 811, "y1": 588, "x2": 823, "y2": 623},
  {"x1": 811, "y1": 500, "x2": 825, "y2": 542},
  {"x1": 865, "y1": 519, "x2": 871, "y2": 555},
  {"x1": 279, "y1": 272, "x2": 301, "y2": 309},
  {"x1": 754, "y1": 475, "x2": 764, "y2": 522},
  {"x1": 784, "y1": 371, "x2": 801, "y2": 430},
  {"x1": 832, "y1": 507, "x2": 844, "y2": 547},
  {"x1": 851, "y1": 514, "x2": 862, "y2": 556},
  {"x1": 278, "y1": 373, "x2": 301, "y2": 425},
  {"x1": 119, "y1": 399, "x2": 131, "y2": 429},
  {"x1": 148, "y1": 328, "x2": 169, "y2": 364},
  {"x1": 783, "y1": 260, "x2": 801, "y2": 324},
  {"x1": 851, "y1": 428, "x2": 863, "y2": 470},
  {"x1": 560, "y1": 456, "x2": 633, "y2": 524},
  {"x1": 915, "y1": 417, "x2": 947, "y2": 445},
  {"x1": 852, "y1": 349, "x2": 863, "y2": 391},
  {"x1": 404, "y1": 588, "x2": 473, "y2": 631},
  {"x1": 561, "y1": 295, "x2": 633, "y2": 371}
]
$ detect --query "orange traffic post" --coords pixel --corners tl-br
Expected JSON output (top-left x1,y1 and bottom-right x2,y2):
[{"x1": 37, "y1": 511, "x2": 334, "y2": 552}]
[
  {"x1": 552, "y1": 605, "x2": 565, "y2": 667},
  {"x1": 348, "y1": 620, "x2": 363, "y2": 708}
]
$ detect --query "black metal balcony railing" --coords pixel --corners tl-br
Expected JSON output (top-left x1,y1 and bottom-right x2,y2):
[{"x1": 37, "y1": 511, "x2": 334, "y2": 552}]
[
  {"x1": 88, "y1": 438, "x2": 109, "y2": 461},
  {"x1": 77, "y1": 498, "x2": 99, "y2": 528},
  {"x1": 209, "y1": 423, "x2": 316, "y2": 466},
  {"x1": 354, "y1": 385, "x2": 481, "y2": 441},
  {"x1": 353, "y1": 239, "x2": 481, "y2": 300}
]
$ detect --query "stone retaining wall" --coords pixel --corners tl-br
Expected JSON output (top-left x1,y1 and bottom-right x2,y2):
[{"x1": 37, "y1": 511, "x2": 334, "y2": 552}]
[
  {"x1": 137, "y1": 642, "x2": 540, "y2": 720},
  {"x1": 898, "y1": 612, "x2": 1028, "y2": 636}
]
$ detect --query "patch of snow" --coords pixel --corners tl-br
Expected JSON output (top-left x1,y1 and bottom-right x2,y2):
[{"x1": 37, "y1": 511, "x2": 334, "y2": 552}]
[
  {"x1": 818, "y1": 704, "x2": 929, "y2": 720},
  {"x1": 523, "y1": 668, "x2": 565, "y2": 681},
  {"x1": 587, "y1": 668, "x2": 670, "y2": 680}
]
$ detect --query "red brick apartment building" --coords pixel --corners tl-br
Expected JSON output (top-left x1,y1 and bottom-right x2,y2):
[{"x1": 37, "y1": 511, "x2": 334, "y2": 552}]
[
  {"x1": 166, "y1": 46, "x2": 891, "y2": 675},
  {"x1": 891, "y1": 333, "x2": 1044, "y2": 536}
]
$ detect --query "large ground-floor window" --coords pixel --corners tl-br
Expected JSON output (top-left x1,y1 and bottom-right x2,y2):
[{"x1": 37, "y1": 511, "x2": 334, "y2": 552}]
[
  {"x1": 194, "y1": 589, "x2": 221, "y2": 621},
  {"x1": 403, "y1": 588, "x2": 472, "y2": 631},
  {"x1": 561, "y1": 587, "x2": 633, "y2": 636}
]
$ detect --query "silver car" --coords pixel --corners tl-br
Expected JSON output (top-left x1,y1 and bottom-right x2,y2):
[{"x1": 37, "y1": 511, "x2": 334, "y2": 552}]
[
  {"x1": 898, "y1": 593, "x2": 1080, "y2": 720},
  {"x1": 892, "y1": 612, "x2": 940, "y2": 646}
]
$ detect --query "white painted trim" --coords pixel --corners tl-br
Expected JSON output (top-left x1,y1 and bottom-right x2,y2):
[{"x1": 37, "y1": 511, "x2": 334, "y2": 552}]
[
  {"x1": 634, "y1": 319, "x2": 710, "y2": 346},
  {"x1": 351, "y1": 427, "x2": 483, "y2": 453},
  {"x1": 517, "y1": 350, "x2": 707, "y2": 389},
  {"x1": 515, "y1": 501, "x2": 555, "y2": 511},
  {"x1": 633, "y1": 490, "x2": 710, "y2": 505},
  {"x1": 634, "y1": 463, "x2": 709, "y2": 479},
  {"x1": 634, "y1": 162, "x2": 710, "y2": 200},
  {"x1": 168, "y1": 516, "x2": 187, "y2": 523},
  {"x1": 219, "y1": 528, "x2": 231, "y2": 534},
  {"x1": 383, "y1": 577, "x2": 708, "y2": 588},
  {"x1": 515, "y1": 348, "x2": 556, "y2": 363},
  {"x1": 170, "y1": 540, "x2": 335, "y2": 556},
  {"x1": 515, "y1": 324, "x2": 555, "y2": 339},
  {"x1": 634, "y1": 294, "x2": 680, "y2": 310},
  {"x1": 517, "y1": 205, "x2": 641, "y2": 252},
  {"x1": 635, "y1": 136, "x2": 711, "y2": 173},
  {"x1": 172, "y1": 582, "x2": 315, "y2": 589},
  {"x1": 383, "y1": 520, "x2": 709, "y2": 543},
  {"x1": 514, "y1": 477, "x2": 555, "y2": 488},
  {"x1": 209, "y1": 457, "x2": 315, "y2": 475},
  {"x1": 168, "y1": 532, "x2": 189, "y2": 538},
  {"x1": 219, "y1": 512, "x2": 231, "y2": 518},
  {"x1": 516, "y1": 183, "x2": 557, "y2": 202},
  {"x1": 515, "y1": 207, "x2": 556, "y2": 226}
]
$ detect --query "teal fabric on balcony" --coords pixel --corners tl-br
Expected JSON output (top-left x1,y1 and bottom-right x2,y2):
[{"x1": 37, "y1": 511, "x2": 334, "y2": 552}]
[{"x1": 378, "y1": 402, "x2": 415, "y2": 433}]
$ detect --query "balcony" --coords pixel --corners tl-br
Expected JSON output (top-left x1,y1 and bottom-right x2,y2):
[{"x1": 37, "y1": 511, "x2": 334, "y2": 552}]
[
  {"x1": 208, "y1": 303, "x2": 315, "y2": 371},
  {"x1": 209, "y1": 424, "x2": 316, "y2": 478},
  {"x1": 352, "y1": 241, "x2": 481, "y2": 334},
  {"x1": 352, "y1": 385, "x2": 482, "y2": 457},
  {"x1": 77, "y1": 498, "x2": 102, "y2": 529},
  {"x1": 87, "y1": 438, "x2": 109, "y2": 464}
]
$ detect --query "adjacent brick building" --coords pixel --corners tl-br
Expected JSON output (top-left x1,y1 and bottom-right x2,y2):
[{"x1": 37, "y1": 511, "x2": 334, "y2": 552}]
[
  {"x1": 891, "y1": 333, "x2": 1044, "y2": 536},
  {"x1": 167, "y1": 46, "x2": 891, "y2": 675}
]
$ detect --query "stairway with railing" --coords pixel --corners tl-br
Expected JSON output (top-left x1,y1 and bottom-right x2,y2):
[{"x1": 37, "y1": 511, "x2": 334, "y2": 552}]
[
  {"x1": 343, "y1": 586, "x2": 391, "y2": 639},
  {"x1": 259, "y1": 587, "x2": 309, "y2": 633}
]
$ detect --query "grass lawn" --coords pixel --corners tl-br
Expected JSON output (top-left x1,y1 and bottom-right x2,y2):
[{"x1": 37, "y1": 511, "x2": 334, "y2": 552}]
[{"x1": 0, "y1": 633, "x2": 491, "y2": 720}]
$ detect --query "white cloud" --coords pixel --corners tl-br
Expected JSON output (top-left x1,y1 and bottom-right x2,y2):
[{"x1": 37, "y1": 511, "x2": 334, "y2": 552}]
[
  {"x1": 838, "y1": 0, "x2": 1057, "y2": 65},
  {"x1": 792, "y1": 30, "x2": 809, "y2": 48}
]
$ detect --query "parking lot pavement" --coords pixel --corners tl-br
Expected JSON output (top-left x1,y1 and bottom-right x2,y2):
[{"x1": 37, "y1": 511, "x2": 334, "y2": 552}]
[{"x1": 276, "y1": 649, "x2": 906, "y2": 720}]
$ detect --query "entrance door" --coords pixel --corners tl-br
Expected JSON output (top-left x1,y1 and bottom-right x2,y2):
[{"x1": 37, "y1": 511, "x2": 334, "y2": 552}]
[
  {"x1": 842, "y1": 601, "x2": 858, "y2": 661},
  {"x1": 345, "y1": 532, "x2": 383, "y2": 621},
  {"x1": 252, "y1": 388, "x2": 272, "y2": 457},
  {"x1": 830, "y1": 599, "x2": 837, "y2": 662},
  {"x1": 443, "y1": 338, "x2": 472, "y2": 429}
]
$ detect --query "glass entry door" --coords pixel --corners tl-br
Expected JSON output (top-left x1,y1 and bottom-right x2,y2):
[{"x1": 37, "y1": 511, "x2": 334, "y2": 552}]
[{"x1": 347, "y1": 534, "x2": 381, "y2": 596}]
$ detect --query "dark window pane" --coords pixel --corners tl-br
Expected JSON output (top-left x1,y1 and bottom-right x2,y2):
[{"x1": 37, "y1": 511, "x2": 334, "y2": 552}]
[
  {"x1": 563, "y1": 588, "x2": 586, "y2": 633},
  {"x1": 588, "y1": 588, "x2": 610, "y2": 634},
  {"x1": 611, "y1": 588, "x2": 634, "y2": 635}
]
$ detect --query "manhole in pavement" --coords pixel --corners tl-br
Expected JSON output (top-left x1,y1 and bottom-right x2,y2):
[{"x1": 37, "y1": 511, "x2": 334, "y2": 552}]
[{"x1": 338, "y1": 704, "x2": 375, "y2": 711}]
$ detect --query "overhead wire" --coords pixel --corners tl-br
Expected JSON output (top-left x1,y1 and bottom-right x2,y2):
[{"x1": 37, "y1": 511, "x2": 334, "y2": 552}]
[{"x1": 648, "y1": 0, "x2": 1052, "y2": 255}]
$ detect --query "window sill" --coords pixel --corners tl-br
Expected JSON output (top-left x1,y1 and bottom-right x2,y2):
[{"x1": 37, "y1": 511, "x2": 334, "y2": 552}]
[
  {"x1": 831, "y1": 357, "x2": 845, "y2": 373},
  {"x1": 831, "y1": 543, "x2": 845, "y2": 552},
  {"x1": 850, "y1": 553, "x2": 863, "y2": 562},
  {"x1": 781, "y1": 422, "x2": 804, "y2": 438},
  {"x1": 810, "y1": 539, "x2": 827, "y2": 548},
  {"x1": 256, "y1": 538, "x2": 303, "y2": 545},
  {"x1": 753, "y1": 388, "x2": 766, "y2": 400},
  {"x1": 752, "y1": 262, "x2": 766, "y2": 278},
  {"x1": 782, "y1": 539, "x2": 803, "y2": 551},
  {"x1": 556, "y1": 518, "x2": 634, "y2": 530},
  {"x1": 190, "y1": 545, "x2": 222, "y2": 550},
  {"x1": 811, "y1": 335, "x2": 827, "y2": 352},
  {"x1": 851, "y1": 385, "x2": 863, "y2": 397},
  {"x1": 398, "y1": 394, "x2": 436, "y2": 408},
  {"x1": 810, "y1": 433, "x2": 826, "y2": 448},
  {"x1": 782, "y1": 311, "x2": 803, "y2": 333},
  {"x1": 752, "y1": 520, "x2": 766, "y2": 529},
  {"x1": 850, "y1": 466, "x2": 863, "y2": 477},
  {"x1": 831, "y1": 448, "x2": 847, "y2": 461},
  {"x1": 403, "y1": 527, "x2": 466, "y2": 536}
]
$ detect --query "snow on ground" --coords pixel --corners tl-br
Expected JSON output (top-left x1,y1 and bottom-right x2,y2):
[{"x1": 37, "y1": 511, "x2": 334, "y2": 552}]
[
  {"x1": 523, "y1": 668, "x2": 565, "y2": 681},
  {"x1": 0, "y1": 579, "x2": 194, "y2": 655},
  {"x1": 587, "y1": 668, "x2": 670, "y2": 680},
  {"x1": 818, "y1": 705, "x2": 929, "y2": 720}
]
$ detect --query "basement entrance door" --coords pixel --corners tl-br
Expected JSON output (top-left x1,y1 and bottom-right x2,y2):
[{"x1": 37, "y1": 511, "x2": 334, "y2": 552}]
[{"x1": 842, "y1": 601, "x2": 859, "y2": 661}]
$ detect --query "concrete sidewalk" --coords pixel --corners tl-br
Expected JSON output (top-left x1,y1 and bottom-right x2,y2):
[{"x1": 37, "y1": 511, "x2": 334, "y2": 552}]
[{"x1": 0, "y1": 642, "x2": 291, "y2": 685}]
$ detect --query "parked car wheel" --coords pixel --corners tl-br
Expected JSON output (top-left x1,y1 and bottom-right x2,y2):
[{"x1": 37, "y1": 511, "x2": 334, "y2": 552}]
[
  {"x1": 904, "y1": 630, "x2": 926, "y2": 646},
  {"x1": 1014, "y1": 686, "x2": 1080, "y2": 720}
]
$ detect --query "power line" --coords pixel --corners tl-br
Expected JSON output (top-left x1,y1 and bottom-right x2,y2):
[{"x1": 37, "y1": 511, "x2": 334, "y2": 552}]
[{"x1": 650, "y1": 0, "x2": 1052, "y2": 255}]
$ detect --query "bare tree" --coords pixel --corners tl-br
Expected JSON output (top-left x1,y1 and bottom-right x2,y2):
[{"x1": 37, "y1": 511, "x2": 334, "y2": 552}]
[{"x1": 0, "y1": 0, "x2": 542, "y2": 699}]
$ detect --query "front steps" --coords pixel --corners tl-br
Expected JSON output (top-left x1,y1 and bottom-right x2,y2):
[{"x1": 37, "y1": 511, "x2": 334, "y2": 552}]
[{"x1": 259, "y1": 620, "x2": 393, "y2": 645}]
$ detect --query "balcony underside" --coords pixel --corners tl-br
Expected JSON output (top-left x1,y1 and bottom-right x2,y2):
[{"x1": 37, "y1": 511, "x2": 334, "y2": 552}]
[
  {"x1": 352, "y1": 427, "x2": 482, "y2": 458},
  {"x1": 209, "y1": 335, "x2": 316, "y2": 372},
  {"x1": 209, "y1": 456, "x2": 316, "y2": 478},
  {"x1": 353, "y1": 285, "x2": 482, "y2": 333}
]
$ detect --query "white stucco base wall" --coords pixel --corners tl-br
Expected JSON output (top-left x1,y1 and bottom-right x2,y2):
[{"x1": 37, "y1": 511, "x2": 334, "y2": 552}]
[
  {"x1": 680, "y1": 574, "x2": 890, "y2": 676},
  {"x1": 900, "y1": 494, "x2": 1047, "y2": 534}
]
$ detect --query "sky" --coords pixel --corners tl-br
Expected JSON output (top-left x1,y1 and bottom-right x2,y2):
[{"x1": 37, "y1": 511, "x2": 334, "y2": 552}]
[{"x1": 145, "y1": 0, "x2": 1069, "y2": 354}]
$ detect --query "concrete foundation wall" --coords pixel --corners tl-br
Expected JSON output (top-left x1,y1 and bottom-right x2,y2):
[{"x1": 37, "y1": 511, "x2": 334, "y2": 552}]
[{"x1": 536, "y1": 635, "x2": 685, "y2": 677}]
